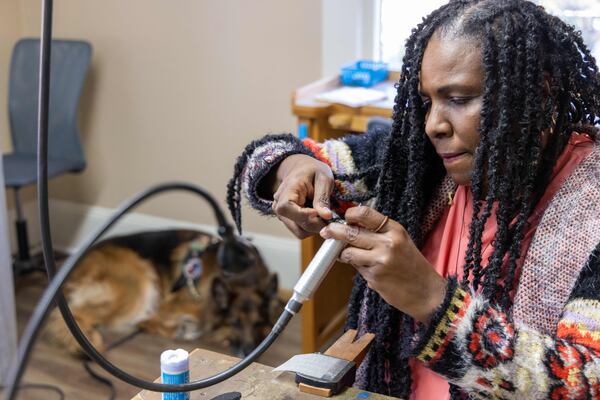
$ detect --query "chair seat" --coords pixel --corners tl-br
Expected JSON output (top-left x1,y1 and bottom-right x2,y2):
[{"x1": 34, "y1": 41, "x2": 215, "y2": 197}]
[{"x1": 2, "y1": 153, "x2": 85, "y2": 188}]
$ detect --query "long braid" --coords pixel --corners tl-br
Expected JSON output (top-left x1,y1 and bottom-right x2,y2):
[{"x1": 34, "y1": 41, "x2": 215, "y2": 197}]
[
  {"x1": 345, "y1": 273, "x2": 367, "y2": 330},
  {"x1": 462, "y1": 21, "x2": 496, "y2": 286},
  {"x1": 479, "y1": 12, "x2": 521, "y2": 297},
  {"x1": 366, "y1": 3, "x2": 473, "y2": 397},
  {"x1": 468, "y1": 11, "x2": 515, "y2": 292},
  {"x1": 499, "y1": 5, "x2": 545, "y2": 302}
]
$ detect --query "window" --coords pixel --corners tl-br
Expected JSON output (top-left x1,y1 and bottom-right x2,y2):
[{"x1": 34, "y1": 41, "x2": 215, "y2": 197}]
[
  {"x1": 534, "y1": 0, "x2": 600, "y2": 61},
  {"x1": 376, "y1": 0, "x2": 600, "y2": 68},
  {"x1": 377, "y1": 0, "x2": 447, "y2": 68}
]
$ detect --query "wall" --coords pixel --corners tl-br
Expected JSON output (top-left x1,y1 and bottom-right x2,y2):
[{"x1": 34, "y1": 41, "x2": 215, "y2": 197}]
[
  {"x1": 5, "y1": 0, "x2": 322, "y2": 239},
  {"x1": 0, "y1": 0, "x2": 20, "y2": 152},
  {"x1": 321, "y1": 0, "x2": 377, "y2": 77}
]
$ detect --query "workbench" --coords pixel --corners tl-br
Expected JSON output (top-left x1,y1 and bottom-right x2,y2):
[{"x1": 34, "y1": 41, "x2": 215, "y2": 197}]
[{"x1": 132, "y1": 348, "x2": 397, "y2": 400}]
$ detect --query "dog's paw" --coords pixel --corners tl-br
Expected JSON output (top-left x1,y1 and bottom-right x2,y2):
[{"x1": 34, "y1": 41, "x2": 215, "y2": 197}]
[{"x1": 175, "y1": 316, "x2": 202, "y2": 340}]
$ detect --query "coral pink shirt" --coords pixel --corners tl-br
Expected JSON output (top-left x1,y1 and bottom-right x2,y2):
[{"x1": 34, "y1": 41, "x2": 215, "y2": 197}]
[{"x1": 410, "y1": 133, "x2": 594, "y2": 400}]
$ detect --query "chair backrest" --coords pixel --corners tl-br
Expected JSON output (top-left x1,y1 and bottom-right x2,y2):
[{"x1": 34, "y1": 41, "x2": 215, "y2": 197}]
[
  {"x1": 8, "y1": 38, "x2": 92, "y2": 167},
  {"x1": 366, "y1": 116, "x2": 392, "y2": 134}
]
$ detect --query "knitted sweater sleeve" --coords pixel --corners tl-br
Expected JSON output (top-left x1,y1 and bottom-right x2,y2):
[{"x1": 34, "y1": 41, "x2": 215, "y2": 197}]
[
  {"x1": 237, "y1": 129, "x2": 390, "y2": 216},
  {"x1": 413, "y1": 242, "x2": 600, "y2": 399}
]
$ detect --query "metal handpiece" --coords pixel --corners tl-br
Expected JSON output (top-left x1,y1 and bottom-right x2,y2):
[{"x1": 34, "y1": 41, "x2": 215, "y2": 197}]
[{"x1": 289, "y1": 216, "x2": 347, "y2": 306}]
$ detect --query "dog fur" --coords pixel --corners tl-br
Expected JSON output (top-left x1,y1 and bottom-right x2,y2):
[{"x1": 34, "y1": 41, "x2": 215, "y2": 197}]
[{"x1": 44, "y1": 229, "x2": 283, "y2": 357}]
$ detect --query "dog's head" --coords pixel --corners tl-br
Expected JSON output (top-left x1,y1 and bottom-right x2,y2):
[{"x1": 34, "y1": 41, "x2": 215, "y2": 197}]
[{"x1": 210, "y1": 272, "x2": 284, "y2": 357}]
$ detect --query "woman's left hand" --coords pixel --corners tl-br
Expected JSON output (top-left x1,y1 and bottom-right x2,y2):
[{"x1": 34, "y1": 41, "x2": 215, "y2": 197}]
[{"x1": 320, "y1": 206, "x2": 447, "y2": 323}]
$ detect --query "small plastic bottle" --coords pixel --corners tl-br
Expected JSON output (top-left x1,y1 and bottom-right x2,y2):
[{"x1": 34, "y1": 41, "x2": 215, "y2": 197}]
[{"x1": 160, "y1": 348, "x2": 190, "y2": 400}]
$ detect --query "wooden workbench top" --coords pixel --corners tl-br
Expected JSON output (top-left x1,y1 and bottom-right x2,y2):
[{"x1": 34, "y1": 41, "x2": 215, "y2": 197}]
[{"x1": 132, "y1": 348, "x2": 398, "y2": 400}]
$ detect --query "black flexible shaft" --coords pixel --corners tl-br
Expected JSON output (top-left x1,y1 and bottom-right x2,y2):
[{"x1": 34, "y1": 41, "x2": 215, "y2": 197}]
[{"x1": 4, "y1": 182, "x2": 297, "y2": 399}]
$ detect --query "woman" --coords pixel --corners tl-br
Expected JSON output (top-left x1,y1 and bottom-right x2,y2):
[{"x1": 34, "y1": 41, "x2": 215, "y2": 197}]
[{"x1": 228, "y1": 0, "x2": 600, "y2": 398}]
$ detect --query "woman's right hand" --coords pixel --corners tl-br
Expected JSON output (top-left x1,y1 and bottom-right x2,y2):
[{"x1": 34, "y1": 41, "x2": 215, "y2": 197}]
[{"x1": 269, "y1": 154, "x2": 335, "y2": 239}]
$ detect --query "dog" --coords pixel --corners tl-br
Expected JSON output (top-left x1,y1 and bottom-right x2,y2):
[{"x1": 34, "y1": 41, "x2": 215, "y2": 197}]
[{"x1": 44, "y1": 229, "x2": 283, "y2": 358}]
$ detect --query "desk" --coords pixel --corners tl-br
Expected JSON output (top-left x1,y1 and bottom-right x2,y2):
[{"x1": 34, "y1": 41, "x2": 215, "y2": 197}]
[
  {"x1": 132, "y1": 348, "x2": 397, "y2": 400},
  {"x1": 291, "y1": 75, "x2": 396, "y2": 353}
]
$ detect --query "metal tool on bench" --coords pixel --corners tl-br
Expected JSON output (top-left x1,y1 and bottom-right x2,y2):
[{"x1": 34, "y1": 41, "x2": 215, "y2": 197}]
[{"x1": 274, "y1": 329, "x2": 376, "y2": 397}]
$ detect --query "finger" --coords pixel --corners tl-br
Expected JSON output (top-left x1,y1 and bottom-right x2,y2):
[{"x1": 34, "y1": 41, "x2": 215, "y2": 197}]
[
  {"x1": 299, "y1": 213, "x2": 327, "y2": 233},
  {"x1": 338, "y1": 247, "x2": 375, "y2": 267},
  {"x1": 272, "y1": 180, "x2": 290, "y2": 203},
  {"x1": 272, "y1": 176, "x2": 331, "y2": 233},
  {"x1": 312, "y1": 172, "x2": 334, "y2": 220},
  {"x1": 277, "y1": 203, "x2": 325, "y2": 233},
  {"x1": 273, "y1": 176, "x2": 310, "y2": 206},
  {"x1": 320, "y1": 223, "x2": 376, "y2": 250},
  {"x1": 275, "y1": 188, "x2": 318, "y2": 221},
  {"x1": 345, "y1": 206, "x2": 393, "y2": 233},
  {"x1": 278, "y1": 215, "x2": 312, "y2": 239}
]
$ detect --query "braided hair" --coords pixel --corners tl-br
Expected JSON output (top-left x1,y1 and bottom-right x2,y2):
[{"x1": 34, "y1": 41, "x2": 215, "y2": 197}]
[{"x1": 343, "y1": 0, "x2": 600, "y2": 397}]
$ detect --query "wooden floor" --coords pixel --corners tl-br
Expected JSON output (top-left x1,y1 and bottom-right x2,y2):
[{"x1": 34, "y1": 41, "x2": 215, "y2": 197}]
[{"x1": 11, "y1": 271, "x2": 301, "y2": 400}]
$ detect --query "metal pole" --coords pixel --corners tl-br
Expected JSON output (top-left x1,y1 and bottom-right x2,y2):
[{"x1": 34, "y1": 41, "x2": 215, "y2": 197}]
[
  {"x1": 0, "y1": 135, "x2": 17, "y2": 386},
  {"x1": 37, "y1": 0, "x2": 56, "y2": 277}
]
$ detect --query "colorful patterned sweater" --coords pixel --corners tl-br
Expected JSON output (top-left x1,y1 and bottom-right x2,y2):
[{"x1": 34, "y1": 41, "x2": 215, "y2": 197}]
[{"x1": 235, "y1": 131, "x2": 600, "y2": 399}]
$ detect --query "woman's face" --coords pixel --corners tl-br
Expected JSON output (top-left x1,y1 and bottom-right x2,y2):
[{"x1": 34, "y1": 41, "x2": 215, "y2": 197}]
[{"x1": 420, "y1": 33, "x2": 484, "y2": 186}]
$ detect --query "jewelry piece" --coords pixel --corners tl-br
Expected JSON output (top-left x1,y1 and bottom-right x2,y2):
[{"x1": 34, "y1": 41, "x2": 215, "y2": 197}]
[
  {"x1": 448, "y1": 191, "x2": 455, "y2": 206},
  {"x1": 374, "y1": 215, "x2": 389, "y2": 233}
]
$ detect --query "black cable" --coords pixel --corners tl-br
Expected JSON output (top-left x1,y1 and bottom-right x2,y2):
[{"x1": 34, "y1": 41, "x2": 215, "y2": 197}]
[
  {"x1": 83, "y1": 362, "x2": 116, "y2": 400},
  {"x1": 1, "y1": 383, "x2": 65, "y2": 400},
  {"x1": 82, "y1": 329, "x2": 142, "y2": 400},
  {"x1": 4, "y1": 182, "x2": 298, "y2": 399}
]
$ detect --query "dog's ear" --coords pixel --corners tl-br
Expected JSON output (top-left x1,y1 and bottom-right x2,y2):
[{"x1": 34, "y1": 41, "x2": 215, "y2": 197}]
[
  {"x1": 263, "y1": 273, "x2": 278, "y2": 298},
  {"x1": 211, "y1": 277, "x2": 231, "y2": 310}
]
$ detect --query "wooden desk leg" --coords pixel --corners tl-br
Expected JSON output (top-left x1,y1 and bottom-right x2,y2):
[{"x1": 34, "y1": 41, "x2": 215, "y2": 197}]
[{"x1": 301, "y1": 237, "x2": 318, "y2": 353}]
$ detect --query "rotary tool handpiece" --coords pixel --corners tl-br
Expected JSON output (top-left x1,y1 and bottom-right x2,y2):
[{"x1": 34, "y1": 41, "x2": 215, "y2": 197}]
[{"x1": 287, "y1": 217, "x2": 347, "y2": 312}]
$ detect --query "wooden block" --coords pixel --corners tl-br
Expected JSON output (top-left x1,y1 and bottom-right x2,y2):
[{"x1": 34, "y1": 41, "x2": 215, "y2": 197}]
[
  {"x1": 298, "y1": 383, "x2": 333, "y2": 397},
  {"x1": 324, "y1": 329, "x2": 375, "y2": 366}
]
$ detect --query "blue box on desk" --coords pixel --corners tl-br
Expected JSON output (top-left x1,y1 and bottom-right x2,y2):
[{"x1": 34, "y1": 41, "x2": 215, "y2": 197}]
[{"x1": 340, "y1": 60, "x2": 388, "y2": 87}]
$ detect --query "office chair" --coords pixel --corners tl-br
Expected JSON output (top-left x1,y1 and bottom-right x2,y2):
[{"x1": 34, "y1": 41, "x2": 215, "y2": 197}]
[
  {"x1": 2, "y1": 38, "x2": 92, "y2": 274},
  {"x1": 366, "y1": 116, "x2": 392, "y2": 133}
]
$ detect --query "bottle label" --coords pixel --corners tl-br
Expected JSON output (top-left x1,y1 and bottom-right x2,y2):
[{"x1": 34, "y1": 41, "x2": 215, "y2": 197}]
[{"x1": 161, "y1": 371, "x2": 190, "y2": 400}]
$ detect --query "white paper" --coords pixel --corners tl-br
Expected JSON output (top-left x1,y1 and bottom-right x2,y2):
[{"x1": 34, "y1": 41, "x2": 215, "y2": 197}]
[{"x1": 315, "y1": 87, "x2": 387, "y2": 107}]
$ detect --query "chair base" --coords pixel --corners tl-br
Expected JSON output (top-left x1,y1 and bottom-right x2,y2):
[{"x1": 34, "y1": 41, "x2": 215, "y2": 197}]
[
  {"x1": 12, "y1": 250, "x2": 69, "y2": 278},
  {"x1": 13, "y1": 254, "x2": 47, "y2": 276}
]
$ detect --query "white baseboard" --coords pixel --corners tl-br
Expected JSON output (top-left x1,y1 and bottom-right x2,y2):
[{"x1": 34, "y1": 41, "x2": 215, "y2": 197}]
[{"x1": 10, "y1": 199, "x2": 300, "y2": 289}]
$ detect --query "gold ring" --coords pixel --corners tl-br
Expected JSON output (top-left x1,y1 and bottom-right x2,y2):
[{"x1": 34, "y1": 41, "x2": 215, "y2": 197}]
[{"x1": 373, "y1": 215, "x2": 389, "y2": 233}]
